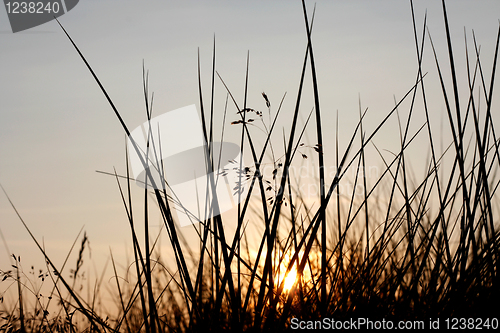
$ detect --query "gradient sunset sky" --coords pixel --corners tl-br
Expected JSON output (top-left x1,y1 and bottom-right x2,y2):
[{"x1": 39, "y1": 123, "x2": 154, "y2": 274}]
[{"x1": 1, "y1": 1, "x2": 499, "y2": 281}]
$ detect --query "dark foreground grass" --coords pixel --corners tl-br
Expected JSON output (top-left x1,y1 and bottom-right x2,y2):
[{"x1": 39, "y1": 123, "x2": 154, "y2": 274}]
[{"x1": 1, "y1": 0, "x2": 500, "y2": 332}]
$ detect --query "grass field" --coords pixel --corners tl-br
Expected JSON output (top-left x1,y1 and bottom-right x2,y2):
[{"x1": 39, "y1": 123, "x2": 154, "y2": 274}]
[{"x1": 1, "y1": 0, "x2": 499, "y2": 331}]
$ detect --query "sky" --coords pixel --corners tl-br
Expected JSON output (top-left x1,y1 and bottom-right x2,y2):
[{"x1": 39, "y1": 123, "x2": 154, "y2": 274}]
[{"x1": 1, "y1": 0, "x2": 500, "y2": 296}]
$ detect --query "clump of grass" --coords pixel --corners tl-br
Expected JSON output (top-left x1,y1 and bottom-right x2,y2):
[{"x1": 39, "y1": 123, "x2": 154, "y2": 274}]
[
  {"x1": 1, "y1": 0, "x2": 499, "y2": 331},
  {"x1": 0, "y1": 228, "x2": 99, "y2": 333}
]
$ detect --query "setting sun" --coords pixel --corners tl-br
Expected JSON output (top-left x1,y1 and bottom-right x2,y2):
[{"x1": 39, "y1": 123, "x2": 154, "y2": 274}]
[
  {"x1": 282, "y1": 266, "x2": 298, "y2": 292},
  {"x1": 275, "y1": 250, "x2": 314, "y2": 293}
]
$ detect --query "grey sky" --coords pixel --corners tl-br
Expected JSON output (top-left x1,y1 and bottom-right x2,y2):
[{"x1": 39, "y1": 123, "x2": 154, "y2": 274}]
[{"x1": 1, "y1": 1, "x2": 499, "y2": 276}]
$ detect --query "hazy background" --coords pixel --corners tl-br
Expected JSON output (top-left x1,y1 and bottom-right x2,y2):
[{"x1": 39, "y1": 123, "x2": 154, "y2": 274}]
[{"x1": 1, "y1": 0, "x2": 499, "y2": 291}]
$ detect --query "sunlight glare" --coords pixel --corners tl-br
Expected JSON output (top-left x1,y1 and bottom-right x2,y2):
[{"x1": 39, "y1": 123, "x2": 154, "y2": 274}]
[{"x1": 282, "y1": 266, "x2": 298, "y2": 292}]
